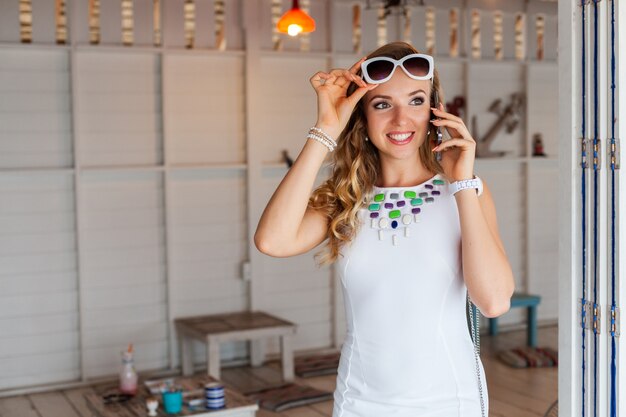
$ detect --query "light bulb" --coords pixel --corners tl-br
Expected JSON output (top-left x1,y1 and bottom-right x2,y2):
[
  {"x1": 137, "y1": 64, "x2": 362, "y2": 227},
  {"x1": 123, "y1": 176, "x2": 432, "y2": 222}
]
[{"x1": 287, "y1": 24, "x2": 303, "y2": 36}]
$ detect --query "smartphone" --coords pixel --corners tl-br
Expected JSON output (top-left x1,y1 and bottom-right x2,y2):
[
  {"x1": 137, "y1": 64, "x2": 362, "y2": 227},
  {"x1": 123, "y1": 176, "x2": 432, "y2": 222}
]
[{"x1": 432, "y1": 91, "x2": 443, "y2": 162}]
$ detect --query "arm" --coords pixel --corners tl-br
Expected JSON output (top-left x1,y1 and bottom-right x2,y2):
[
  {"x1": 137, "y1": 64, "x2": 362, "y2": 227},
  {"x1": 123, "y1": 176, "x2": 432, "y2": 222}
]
[
  {"x1": 454, "y1": 180, "x2": 515, "y2": 318},
  {"x1": 254, "y1": 60, "x2": 376, "y2": 257},
  {"x1": 430, "y1": 102, "x2": 514, "y2": 317}
]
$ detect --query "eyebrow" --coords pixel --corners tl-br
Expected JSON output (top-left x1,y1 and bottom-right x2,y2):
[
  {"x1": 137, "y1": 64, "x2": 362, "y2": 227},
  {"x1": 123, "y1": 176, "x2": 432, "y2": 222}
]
[{"x1": 368, "y1": 89, "x2": 427, "y2": 103}]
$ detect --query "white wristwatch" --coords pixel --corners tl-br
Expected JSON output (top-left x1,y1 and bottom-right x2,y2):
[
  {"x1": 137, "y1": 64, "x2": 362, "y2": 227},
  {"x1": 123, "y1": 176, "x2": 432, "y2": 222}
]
[{"x1": 449, "y1": 175, "x2": 483, "y2": 196}]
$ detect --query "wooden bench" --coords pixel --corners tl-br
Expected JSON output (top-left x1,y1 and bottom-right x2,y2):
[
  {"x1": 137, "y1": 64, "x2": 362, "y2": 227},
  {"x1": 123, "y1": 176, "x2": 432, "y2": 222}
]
[
  {"x1": 175, "y1": 311, "x2": 297, "y2": 382},
  {"x1": 488, "y1": 292, "x2": 541, "y2": 347}
]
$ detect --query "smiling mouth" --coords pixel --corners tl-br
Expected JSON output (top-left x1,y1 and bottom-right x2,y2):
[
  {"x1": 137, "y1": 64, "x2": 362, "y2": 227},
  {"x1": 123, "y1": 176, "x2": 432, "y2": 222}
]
[{"x1": 386, "y1": 132, "x2": 414, "y2": 145}]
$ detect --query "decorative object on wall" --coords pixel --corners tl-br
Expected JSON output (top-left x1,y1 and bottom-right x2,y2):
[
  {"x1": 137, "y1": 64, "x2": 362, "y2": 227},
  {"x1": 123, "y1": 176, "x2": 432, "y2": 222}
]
[
  {"x1": 89, "y1": 0, "x2": 101, "y2": 44},
  {"x1": 402, "y1": 6, "x2": 411, "y2": 45},
  {"x1": 271, "y1": 0, "x2": 282, "y2": 51},
  {"x1": 19, "y1": 0, "x2": 33, "y2": 43},
  {"x1": 515, "y1": 13, "x2": 525, "y2": 61},
  {"x1": 446, "y1": 96, "x2": 465, "y2": 119},
  {"x1": 471, "y1": 9, "x2": 481, "y2": 59},
  {"x1": 277, "y1": 0, "x2": 316, "y2": 37},
  {"x1": 184, "y1": 0, "x2": 195, "y2": 49},
  {"x1": 352, "y1": 4, "x2": 361, "y2": 54},
  {"x1": 215, "y1": 0, "x2": 226, "y2": 50},
  {"x1": 425, "y1": 7, "x2": 435, "y2": 56},
  {"x1": 536, "y1": 14, "x2": 545, "y2": 61},
  {"x1": 449, "y1": 8, "x2": 459, "y2": 58},
  {"x1": 532, "y1": 133, "x2": 547, "y2": 157},
  {"x1": 299, "y1": 0, "x2": 311, "y2": 52},
  {"x1": 153, "y1": 0, "x2": 161, "y2": 46},
  {"x1": 376, "y1": 3, "x2": 387, "y2": 47},
  {"x1": 493, "y1": 11, "x2": 503, "y2": 60},
  {"x1": 55, "y1": 0, "x2": 67, "y2": 44},
  {"x1": 121, "y1": 0, "x2": 134, "y2": 46},
  {"x1": 282, "y1": 150, "x2": 294, "y2": 168},
  {"x1": 471, "y1": 93, "x2": 525, "y2": 158}
]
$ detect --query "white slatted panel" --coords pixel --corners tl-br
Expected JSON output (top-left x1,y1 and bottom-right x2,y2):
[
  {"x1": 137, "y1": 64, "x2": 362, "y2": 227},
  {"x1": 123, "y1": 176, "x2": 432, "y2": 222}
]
[
  {"x1": 527, "y1": 63, "x2": 558, "y2": 320},
  {"x1": 261, "y1": 167, "x2": 333, "y2": 353},
  {"x1": 258, "y1": 57, "x2": 324, "y2": 163},
  {"x1": 474, "y1": 163, "x2": 526, "y2": 327},
  {"x1": 75, "y1": 52, "x2": 162, "y2": 167},
  {"x1": 80, "y1": 171, "x2": 168, "y2": 378},
  {"x1": 527, "y1": 162, "x2": 558, "y2": 320},
  {"x1": 168, "y1": 169, "x2": 249, "y2": 363},
  {"x1": 0, "y1": 174, "x2": 79, "y2": 389},
  {"x1": 164, "y1": 55, "x2": 245, "y2": 165},
  {"x1": 468, "y1": 61, "x2": 525, "y2": 157},
  {"x1": 0, "y1": 50, "x2": 72, "y2": 168}
]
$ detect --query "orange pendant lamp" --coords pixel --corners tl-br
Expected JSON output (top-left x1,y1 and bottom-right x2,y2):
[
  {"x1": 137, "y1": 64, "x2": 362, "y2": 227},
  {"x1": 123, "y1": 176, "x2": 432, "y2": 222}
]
[{"x1": 277, "y1": 0, "x2": 316, "y2": 37}]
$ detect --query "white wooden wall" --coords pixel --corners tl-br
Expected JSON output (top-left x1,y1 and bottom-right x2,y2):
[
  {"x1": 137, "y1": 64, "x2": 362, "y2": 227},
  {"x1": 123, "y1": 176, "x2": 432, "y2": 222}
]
[{"x1": 0, "y1": 0, "x2": 557, "y2": 392}]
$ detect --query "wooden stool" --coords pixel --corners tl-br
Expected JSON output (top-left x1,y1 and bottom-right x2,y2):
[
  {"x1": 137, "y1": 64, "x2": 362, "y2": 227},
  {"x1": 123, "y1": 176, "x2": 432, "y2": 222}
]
[
  {"x1": 488, "y1": 292, "x2": 541, "y2": 347},
  {"x1": 175, "y1": 311, "x2": 297, "y2": 382}
]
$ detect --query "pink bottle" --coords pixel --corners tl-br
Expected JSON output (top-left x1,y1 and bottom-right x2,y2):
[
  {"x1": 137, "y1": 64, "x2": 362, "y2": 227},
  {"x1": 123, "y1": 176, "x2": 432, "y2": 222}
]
[{"x1": 119, "y1": 344, "x2": 138, "y2": 395}]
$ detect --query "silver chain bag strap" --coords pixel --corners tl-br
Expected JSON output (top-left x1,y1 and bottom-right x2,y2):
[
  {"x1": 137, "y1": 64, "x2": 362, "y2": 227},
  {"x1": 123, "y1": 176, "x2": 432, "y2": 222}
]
[{"x1": 468, "y1": 293, "x2": 486, "y2": 417}]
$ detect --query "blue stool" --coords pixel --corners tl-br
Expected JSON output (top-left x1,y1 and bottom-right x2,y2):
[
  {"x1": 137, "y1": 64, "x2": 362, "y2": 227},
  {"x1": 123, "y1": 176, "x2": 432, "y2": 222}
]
[{"x1": 488, "y1": 292, "x2": 541, "y2": 347}]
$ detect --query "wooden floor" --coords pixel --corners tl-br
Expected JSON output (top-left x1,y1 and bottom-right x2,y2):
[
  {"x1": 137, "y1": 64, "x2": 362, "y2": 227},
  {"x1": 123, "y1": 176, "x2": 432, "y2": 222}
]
[{"x1": 0, "y1": 324, "x2": 557, "y2": 417}]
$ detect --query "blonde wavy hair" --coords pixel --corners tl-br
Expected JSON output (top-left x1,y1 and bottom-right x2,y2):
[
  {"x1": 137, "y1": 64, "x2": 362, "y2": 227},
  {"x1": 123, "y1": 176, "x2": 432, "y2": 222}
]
[{"x1": 308, "y1": 42, "x2": 445, "y2": 265}]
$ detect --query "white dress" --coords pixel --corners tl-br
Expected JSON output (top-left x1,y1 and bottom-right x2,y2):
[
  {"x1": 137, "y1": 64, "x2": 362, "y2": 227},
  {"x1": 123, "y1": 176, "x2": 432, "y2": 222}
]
[{"x1": 332, "y1": 173, "x2": 488, "y2": 417}]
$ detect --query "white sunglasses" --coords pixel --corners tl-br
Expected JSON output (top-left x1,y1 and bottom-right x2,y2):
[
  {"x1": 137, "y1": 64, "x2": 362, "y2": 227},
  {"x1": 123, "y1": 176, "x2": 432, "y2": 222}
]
[{"x1": 361, "y1": 53, "x2": 434, "y2": 84}]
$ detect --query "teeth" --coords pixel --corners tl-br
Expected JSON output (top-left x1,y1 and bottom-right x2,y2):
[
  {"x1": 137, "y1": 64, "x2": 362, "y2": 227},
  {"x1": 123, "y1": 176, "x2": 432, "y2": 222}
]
[{"x1": 388, "y1": 132, "x2": 412, "y2": 141}]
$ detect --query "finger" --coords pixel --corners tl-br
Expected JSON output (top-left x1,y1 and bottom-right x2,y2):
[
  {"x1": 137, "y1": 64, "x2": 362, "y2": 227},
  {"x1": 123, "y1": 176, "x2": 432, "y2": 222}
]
[
  {"x1": 432, "y1": 138, "x2": 476, "y2": 152},
  {"x1": 310, "y1": 71, "x2": 332, "y2": 89},
  {"x1": 349, "y1": 56, "x2": 368, "y2": 73},
  {"x1": 431, "y1": 106, "x2": 463, "y2": 124},
  {"x1": 430, "y1": 119, "x2": 473, "y2": 142},
  {"x1": 346, "y1": 83, "x2": 378, "y2": 107}
]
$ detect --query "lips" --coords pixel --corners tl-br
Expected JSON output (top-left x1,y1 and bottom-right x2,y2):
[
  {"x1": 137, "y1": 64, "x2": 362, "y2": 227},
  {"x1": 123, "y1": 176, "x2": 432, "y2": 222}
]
[{"x1": 386, "y1": 131, "x2": 414, "y2": 145}]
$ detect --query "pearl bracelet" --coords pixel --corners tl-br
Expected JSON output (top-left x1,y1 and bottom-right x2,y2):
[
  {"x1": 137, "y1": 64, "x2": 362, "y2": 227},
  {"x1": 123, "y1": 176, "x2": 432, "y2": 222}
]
[
  {"x1": 309, "y1": 127, "x2": 338, "y2": 148},
  {"x1": 307, "y1": 132, "x2": 335, "y2": 152},
  {"x1": 307, "y1": 127, "x2": 337, "y2": 152}
]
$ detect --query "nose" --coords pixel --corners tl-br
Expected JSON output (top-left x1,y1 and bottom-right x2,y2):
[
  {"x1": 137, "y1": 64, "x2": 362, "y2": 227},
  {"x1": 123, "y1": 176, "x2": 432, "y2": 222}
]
[{"x1": 390, "y1": 105, "x2": 409, "y2": 127}]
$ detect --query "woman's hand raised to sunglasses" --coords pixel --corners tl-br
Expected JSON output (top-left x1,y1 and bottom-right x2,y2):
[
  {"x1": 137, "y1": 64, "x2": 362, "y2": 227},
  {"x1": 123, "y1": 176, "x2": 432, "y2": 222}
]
[
  {"x1": 309, "y1": 57, "x2": 378, "y2": 139},
  {"x1": 430, "y1": 102, "x2": 477, "y2": 182}
]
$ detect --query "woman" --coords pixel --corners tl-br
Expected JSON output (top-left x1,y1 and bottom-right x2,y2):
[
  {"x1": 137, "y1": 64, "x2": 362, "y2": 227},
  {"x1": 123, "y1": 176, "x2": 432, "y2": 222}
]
[{"x1": 255, "y1": 41, "x2": 514, "y2": 417}]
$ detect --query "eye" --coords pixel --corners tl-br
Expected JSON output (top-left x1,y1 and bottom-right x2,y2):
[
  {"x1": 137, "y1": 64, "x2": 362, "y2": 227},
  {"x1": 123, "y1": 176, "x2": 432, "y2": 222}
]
[
  {"x1": 373, "y1": 101, "x2": 390, "y2": 110},
  {"x1": 410, "y1": 96, "x2": 425, "y2": 105}
]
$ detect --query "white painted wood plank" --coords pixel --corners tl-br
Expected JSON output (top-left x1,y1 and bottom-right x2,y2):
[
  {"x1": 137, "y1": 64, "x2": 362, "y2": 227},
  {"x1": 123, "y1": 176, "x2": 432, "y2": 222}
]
[
  {"x1": 0, "y1": 72, "x2": 70, "y2": 93},
  {"x1": 0, "y1": 271, "x2": 76, "y2": 297},
  {"x1": 29, "y1": 392, "x2": 81, "y2": 417},
  {"x1": 83, "y1": 323, "x2": 167, "y2": 349},
  {"x1": 0, "y1": 313, "x2": 78, "y2": 338},
  {"x1": 80, "y1": 245, "x2": 165, "y2": 269},
  {"x1": 0, "y1": 370, "x2": 79, "y2": 391},
  {"x1": 83, "y1": 342, "x2": 168, "y2": 377},
  {"x1": 84, "y1": 304, "x2": 167, "y2": 329},
  {"x1": 83, "y1": 284, "x2": 166, "y2": 310},
  {"x1": 0, "y1": 252, "x2": 77, "y2": 275},
  {"x1": 0, "y1": 332, "x2": 78, "y2": 358},
  {"x1": 0, "y1": 50, "x2": 69, "y2": 71},
  {"x1": 171, "y1": 279, "x2": 247, "y2": 302},
  {"x1": 81, "y1": 264, "x2": 165, "y2": 289},
  {"x1": 0, "y1": 92, "x2": 71, "y2": 112},
  {"x1": 0, "y1": 396, "x2": 40, "y2": 417},
  {"x1": 172, "y1": 297, "x2": 248, "y2": 318},
  {"x1": 0, "y1": 293, "x2": 77, "y2": 318},
  {"x1": 0, "y1": 351, "x2": 78, "y2": 379},
  {"x1": 63, "y1": 388, "x2": 96, "y2": 417},
  {"x1": 80, "y1": 207, "x2": 163, "y2": 230}
]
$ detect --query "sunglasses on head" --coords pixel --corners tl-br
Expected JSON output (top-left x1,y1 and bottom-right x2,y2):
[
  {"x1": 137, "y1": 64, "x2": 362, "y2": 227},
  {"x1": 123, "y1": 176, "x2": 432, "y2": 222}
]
[{"x1": 361, "y1": 53, "x2": 434, "y2": 84}]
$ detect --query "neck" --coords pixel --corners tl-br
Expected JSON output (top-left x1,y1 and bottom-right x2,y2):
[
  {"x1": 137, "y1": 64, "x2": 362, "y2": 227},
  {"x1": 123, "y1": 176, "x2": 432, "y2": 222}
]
[{"x1": 376, "y1": 156, "x2": 434, "y2": 188}]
